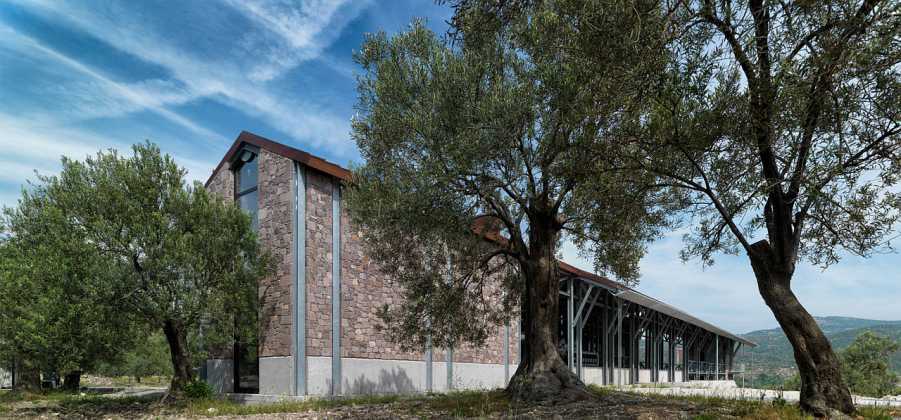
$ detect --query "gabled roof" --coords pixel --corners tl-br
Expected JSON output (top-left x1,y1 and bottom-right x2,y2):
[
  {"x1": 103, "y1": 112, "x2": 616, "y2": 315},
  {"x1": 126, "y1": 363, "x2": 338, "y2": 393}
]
[
  {"x1": 210, "y1": 131, "x2": 754, "y2": 347},
  {"x1": 204, "y1": 131, "x2": 351, "y2": 188}
]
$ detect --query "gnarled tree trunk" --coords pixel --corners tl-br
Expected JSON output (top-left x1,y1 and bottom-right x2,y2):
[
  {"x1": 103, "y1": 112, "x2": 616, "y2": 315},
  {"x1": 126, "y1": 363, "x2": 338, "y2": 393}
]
[
  {"x1": 506, "y1": 221, "x2": 592, "y2": 403},
  {"x1": 749, "y1": 241, "x2": 854, "y2": 417},
  {"x1": 163, "y1": 318, "x2": 194, "y2": 395}
]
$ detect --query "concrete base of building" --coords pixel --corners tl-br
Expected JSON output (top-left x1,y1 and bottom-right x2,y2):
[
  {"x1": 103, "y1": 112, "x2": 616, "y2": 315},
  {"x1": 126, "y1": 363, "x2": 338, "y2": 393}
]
[
  {"x1": 259, "y1": 356, "x2": 294, "y2": 395},
  {"x1": 208, "y1": 356, "x2": 512, "y2": 397},
  {"x1": 308, "y1": 356, "x2": 509, "y2": 396},
  {"x1": 206, "y1": 359, "x2": 234, "y2": 394},
  {"x1": 581, "y1": 367, "x2": 684, "y2": 385}
]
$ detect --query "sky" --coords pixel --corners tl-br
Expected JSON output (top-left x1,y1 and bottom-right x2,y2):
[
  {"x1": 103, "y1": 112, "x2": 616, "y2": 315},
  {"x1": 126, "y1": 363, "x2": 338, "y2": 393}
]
[{"x1": 1, "y1": 1, "x2": 898, "y2": 335}]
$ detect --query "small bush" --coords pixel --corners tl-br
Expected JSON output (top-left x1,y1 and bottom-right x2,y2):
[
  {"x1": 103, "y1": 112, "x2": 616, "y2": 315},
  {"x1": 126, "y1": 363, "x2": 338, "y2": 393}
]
[{"x1": 183, "y1": 380, "x2": 214, "y2": 400}]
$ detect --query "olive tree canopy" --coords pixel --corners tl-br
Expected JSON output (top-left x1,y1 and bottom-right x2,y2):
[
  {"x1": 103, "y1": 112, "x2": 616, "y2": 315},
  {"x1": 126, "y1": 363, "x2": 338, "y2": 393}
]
[{"x1": 348, "y1": 6, "x2": 670, "y2": 401}]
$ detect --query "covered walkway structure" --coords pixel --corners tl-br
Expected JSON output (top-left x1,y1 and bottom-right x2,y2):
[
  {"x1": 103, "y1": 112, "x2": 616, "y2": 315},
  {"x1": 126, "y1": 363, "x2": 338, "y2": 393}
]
[{"x1": 557, "y1": 262, "x2": 755, "y2": 385}]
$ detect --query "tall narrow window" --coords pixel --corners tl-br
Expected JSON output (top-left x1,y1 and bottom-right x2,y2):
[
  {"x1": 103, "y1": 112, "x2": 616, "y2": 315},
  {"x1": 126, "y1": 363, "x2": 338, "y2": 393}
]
[
  {"x1": 232, "y1": 146, "x2": 259, "y2": 394},
  {"x1": 234, "y1": 149, "x2": 259, "y2": 231}
]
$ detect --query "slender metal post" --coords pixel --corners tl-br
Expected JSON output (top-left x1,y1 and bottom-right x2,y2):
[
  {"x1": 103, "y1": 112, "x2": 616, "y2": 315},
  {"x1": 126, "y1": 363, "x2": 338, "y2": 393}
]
[
  {"x1": 616, "y1": 299, "x2": 622, "y2": 385},
  {"x1": 567, "y1": 279, "x2": 574, "y2": 370},
  {"x1": 426, "y1": 332, "x2": 433, "y2": 392},
  {"x1": 293, "y1": 163, "x2": 307, "y2": 395},
  {"x1": 504, "y1": 322, "x2": 510, "y2": 384},
  {"x1": 447, "y1": 347, "x2": 454, "y2": 390},
  {"x1": 330, "y1": 181, "x2": 342, "y2": 395},
  {"x1": 601, "y1": 293, "x2": 608, "y2": 385},
  {"x1": 715, "y1": 334, "x2": 719, "y2": 381}
]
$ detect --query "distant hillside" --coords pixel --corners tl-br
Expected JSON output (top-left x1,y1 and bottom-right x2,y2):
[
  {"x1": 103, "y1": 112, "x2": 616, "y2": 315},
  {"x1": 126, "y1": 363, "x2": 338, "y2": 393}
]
[{"x1": 734, "y1": 316, "x2": 901, "y2": 384}]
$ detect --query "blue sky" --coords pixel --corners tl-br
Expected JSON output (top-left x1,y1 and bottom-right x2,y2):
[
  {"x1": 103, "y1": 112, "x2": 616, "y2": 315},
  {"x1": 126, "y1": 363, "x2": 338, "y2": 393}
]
[{"x1": 1, "y1": 1, "x2": 898, "y2": 334}]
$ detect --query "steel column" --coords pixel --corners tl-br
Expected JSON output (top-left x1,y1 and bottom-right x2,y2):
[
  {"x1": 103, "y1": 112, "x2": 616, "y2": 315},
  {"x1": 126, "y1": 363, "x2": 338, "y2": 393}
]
[
  {"x1": 330, "y1": 180, "x2": 342, "y2": 395},
  {"x1": 426, "y1": 333, "x2": 433, "y2": 392},
  {"x1": 292, "y1": 163, "x2": 307, "y2": 395},
  {"x1": 715, "y1": 334, "x2": 719, "y2": 381},
  {"x1": 567, "y1": 279, "x2": 574, "y2": 370},
  {"x1": 447, "y1": 346, "x2": 454, "y2": 390},
  {"x1": 504, "y1": 322, "x2": 510, "y2": 384}
]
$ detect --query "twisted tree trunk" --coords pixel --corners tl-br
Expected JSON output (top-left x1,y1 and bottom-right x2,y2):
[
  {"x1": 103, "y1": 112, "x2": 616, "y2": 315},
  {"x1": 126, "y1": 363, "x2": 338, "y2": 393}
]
[
  {"x1": 506, "y1": 220, "x2": 592, "y2": 403},
  {"x1": 749, "y1": 241, "x2": 855, "y2": 417},
  {"x1": 163, "y1": 318, "x2": 194, "y2": 395}
]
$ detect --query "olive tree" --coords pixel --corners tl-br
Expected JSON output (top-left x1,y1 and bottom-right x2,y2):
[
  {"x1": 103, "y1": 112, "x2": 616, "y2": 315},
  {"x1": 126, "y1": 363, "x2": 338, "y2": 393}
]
[
  {"x1": 21, "y1": 142, "x2": 272, "y2": 394},
  {"x1": 1, "y1": 193, "x2": 137, "y2": 391},
  {"x1": 632, "y1": 0, "x2": 900, "y2": 415},
  {"x1": 347, "y1": 8, "x2": 669, "y2": 401},
  {"x1": 450, "y1": 0, "x2": 899, "y2": 414}
]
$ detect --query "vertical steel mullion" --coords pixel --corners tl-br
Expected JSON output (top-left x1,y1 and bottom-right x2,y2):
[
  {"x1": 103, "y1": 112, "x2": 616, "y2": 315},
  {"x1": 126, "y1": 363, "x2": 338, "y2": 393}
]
[
  {"x1": 601, "y1": 293, "x2": 608, "y2": 385},
  {"x1": 447, "y1": 347, "x2": 454, "y2": 390},
  {"x1": 504, "y1": 322, "x2": 510, "y2": 385},
  {"x1": 426, "y1": 328, "x2": 433, "y2": 392},
  {"x1": 330, "y1": 181, "x2": 342, "y2": 395},
  {"x1": 293, "y1": 163, "x2": 307, "y2": 395},
  {"x1": 567, "y1": 279, "x2": 574, "y2": 370},
  {"x1": 715, "y1": 334, "x2": 719, "y2": 381},
  {"x1": 616, "y1": 299, "x2": 622, "y2": 385}
]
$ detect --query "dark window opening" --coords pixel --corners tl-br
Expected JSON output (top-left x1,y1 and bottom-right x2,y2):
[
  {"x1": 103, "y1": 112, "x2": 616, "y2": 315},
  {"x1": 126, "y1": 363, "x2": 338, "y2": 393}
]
[{"x1": 232, "y1": 147, "x2": 259, "y2": 394}]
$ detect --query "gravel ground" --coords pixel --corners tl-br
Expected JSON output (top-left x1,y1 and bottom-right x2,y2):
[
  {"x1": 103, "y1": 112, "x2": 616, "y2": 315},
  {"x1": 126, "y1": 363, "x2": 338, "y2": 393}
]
[{"x1": 620, "y1": 383, "x2": 901, "y2": 408}]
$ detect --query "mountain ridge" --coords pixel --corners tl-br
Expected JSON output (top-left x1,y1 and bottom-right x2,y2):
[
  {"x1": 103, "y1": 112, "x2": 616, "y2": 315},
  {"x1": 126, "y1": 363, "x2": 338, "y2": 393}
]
[{"x1": 734, "y1": 316, "x2": 901, "y2": 385}]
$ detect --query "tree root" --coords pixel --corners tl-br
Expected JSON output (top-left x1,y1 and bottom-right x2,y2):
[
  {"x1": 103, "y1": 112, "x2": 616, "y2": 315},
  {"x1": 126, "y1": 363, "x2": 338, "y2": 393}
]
[{"x1": 506, "y1": 363, "x2": 594, "y2": 404}]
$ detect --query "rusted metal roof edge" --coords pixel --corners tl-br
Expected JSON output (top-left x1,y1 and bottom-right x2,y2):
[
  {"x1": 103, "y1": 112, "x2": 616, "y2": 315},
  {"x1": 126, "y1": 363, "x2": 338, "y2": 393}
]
[{"x1": 204, "y1": 131, "x2": 351, "y2": 188}]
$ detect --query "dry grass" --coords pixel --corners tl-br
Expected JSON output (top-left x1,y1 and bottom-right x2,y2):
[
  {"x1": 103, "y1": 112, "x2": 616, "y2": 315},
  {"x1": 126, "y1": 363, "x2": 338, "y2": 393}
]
[{"x1": 1, "y1": 386, "x2": 897, "y2": 419}]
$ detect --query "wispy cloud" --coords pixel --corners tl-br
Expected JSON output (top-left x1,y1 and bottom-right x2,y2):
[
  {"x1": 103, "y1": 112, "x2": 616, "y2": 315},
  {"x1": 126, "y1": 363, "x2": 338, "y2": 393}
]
[
  {"x1": 0, "y1": 24, "x2": 221, "y2": 141},
  {"x1": 13, "y1": 0, "x2": 366, "y2": 157},
  {"x1": 225, "y1": 0, "x2": 366, "y2": 82},
  {"x1": 0, "y1": 113, "x2": 217, "y2": 209}
]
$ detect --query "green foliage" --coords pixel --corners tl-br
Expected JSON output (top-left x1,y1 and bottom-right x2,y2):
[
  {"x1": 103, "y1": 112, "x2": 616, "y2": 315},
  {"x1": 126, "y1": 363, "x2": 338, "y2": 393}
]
[
  {"x1": 1, "y1": 142, "x2": 273, "y2": 391},
  {"x1": 349, "y1": 4, "x2": 671, "y2": 351},
  {"x1": 0, "y1": 186, "x2": 139, "y2": 381},
  {"x1": 783, "y1": 374, "x2": 802, "y2": 392},
  {"x1": 93, "y1": 333, "x2": 172, "y2": 381},
  {"x1": 840, "y1": 331, "x2": 900, "y2": 397},
  {"x1": 183, "y1": 380, "x2": 214, "y2": 400},
  {"x1": 632, "y1": 0, "x2": 901, "y2": 269}
]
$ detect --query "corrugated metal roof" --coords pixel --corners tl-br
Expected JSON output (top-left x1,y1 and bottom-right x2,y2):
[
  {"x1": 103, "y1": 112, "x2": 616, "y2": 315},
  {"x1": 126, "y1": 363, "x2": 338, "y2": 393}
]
[{"x1": 559, "y1": 262, "x2": 755, "y2": 347}]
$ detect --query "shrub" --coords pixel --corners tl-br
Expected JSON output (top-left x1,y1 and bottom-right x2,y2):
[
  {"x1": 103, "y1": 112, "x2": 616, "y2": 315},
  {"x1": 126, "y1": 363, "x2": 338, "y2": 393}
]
[{"x1": 183, "y1": 380, "x2": 214, "y2": 400}]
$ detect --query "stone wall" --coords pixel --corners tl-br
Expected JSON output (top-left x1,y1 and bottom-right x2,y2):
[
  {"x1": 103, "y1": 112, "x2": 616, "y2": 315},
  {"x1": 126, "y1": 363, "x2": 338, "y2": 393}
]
[
  {"x1": 206, "y1": 163, "x2": 233, "y2": 202},
  {"x1": 208, "y1": 144, "x2": 516, "y2": 368},
  {"x1": 305, "y1": 170, "x2": 334, "y2": 357},
  {"x1": 257, "y1": 149, "x2": 294, "y2": 357},
  {"x1": 340, "y1": 206, "x2": 425, "y2": 361}
]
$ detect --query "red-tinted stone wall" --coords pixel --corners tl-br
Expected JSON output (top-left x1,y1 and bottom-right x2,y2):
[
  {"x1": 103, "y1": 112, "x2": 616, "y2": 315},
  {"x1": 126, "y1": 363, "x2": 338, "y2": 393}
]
[
  {"x1": 305, "y1": 170, "x2": 334, "y2": 357},
  {"x1": 257, "y1": 149, "x2": 294, "y2": 357},
  {"x1": 340, "y1": 207, "x2": 425, "y2": 361},
  {"x1": 208, "y1": 146, "x2": 515, "y2": 365}
]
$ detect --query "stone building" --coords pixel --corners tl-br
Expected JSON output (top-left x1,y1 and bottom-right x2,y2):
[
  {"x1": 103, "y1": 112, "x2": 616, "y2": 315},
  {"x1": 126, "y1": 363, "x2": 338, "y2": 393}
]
[{"x1": 203, "y1": 131, "x2": 754, "y2": 397}]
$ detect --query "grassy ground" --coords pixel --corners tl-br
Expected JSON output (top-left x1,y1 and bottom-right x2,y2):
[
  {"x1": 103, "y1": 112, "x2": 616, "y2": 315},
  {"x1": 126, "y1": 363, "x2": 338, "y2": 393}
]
[{"x1": 1, "y1": 386, "x2": 898, "y2": 419}]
